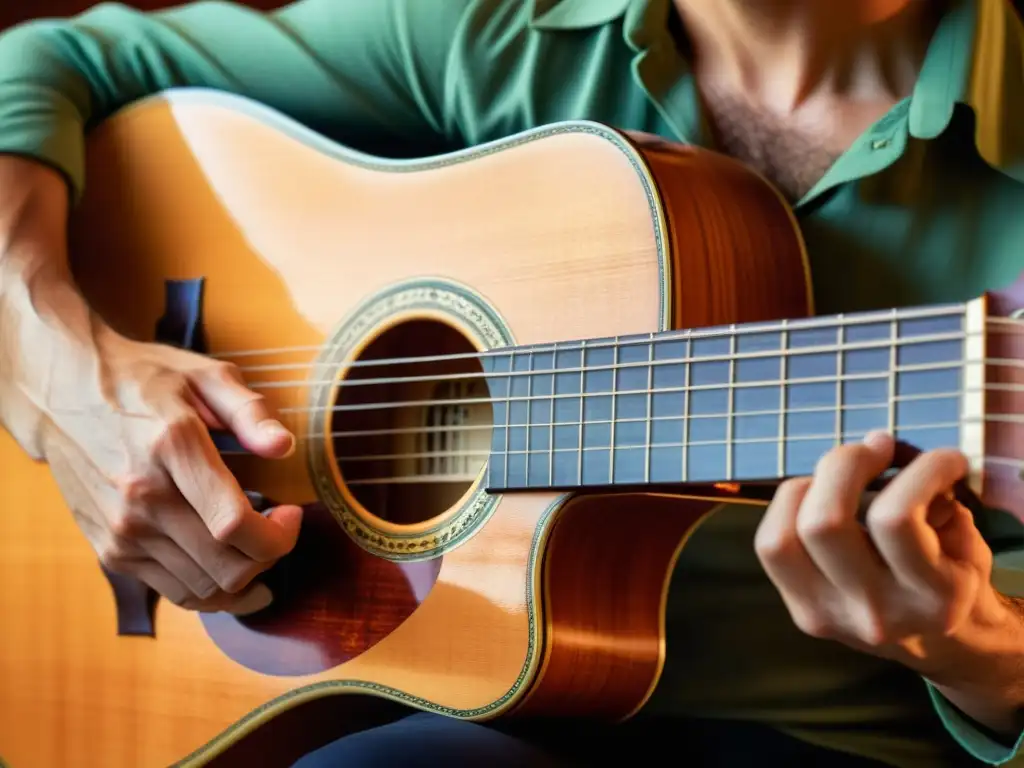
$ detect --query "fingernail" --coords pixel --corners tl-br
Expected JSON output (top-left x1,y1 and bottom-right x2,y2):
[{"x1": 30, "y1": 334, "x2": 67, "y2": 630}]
[
  {"x1": 230, "y1": 583, "x2": 273, "y2": 616},
  {"x1": 863, "y1": 430, "x2": 890, "y2": 445},
  {"x1": 260, "y1": 419, "x2": 289, "y2": 437},
  {"x1": 260, "y1": 419, "x2": 296, "y2": 456}
]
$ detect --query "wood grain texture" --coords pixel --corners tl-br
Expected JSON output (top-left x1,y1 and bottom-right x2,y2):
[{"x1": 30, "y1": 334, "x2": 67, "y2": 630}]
[
  {"x1": 979, "y1": 275, "x2": 1024, "y2": 520},
  {"x1": 199, "y1": 503, "x2": 442, "y2": 677},
  {"x1": 0, "y1": 92, "x2": 808, "y2": 768},
  {"x1": 515, "y1": 495, "x2": 720, "y2": 720}
]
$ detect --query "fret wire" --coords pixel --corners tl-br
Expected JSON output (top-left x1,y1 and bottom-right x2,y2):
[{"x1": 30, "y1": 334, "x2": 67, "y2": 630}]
[
  {"x1": 835, "y1": 315, "x2": 844, "y2": 449},
  {"x1": 682, "y1": 330, "x2": 692, "y2": 482},
  {"x1": 887, "y1": 308, "x2": 897, "y2": 435},
  {"x1": 503, "y1": 349, "x2": 513, "y2": 487},
  {"x1": 644, "y1": 332, "x2": 654, "y2": 484},
  {"x1": 609, "y1": 337, "x2": 620, "y2": 483},
  {"x1": 526, "y1": 348, "x2": 535, "y2": 486},
  {"x1": 726, "y1": 324, "x2": 736, "y2": 482},
  {"x1": 547, "y1": 340, "x2": 556, "y2": 488},
  {"x1": 577, "y1": 340, "x2": 586, "y2": 486},
  {"x1": 778, "y1": 319, "x2": 788, "y2": 477}
]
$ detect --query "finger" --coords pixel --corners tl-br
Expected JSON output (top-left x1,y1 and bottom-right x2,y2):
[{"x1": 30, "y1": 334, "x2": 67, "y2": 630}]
[
  {"x1": 128, "y1": 557, "x2": 273, "y2": 615},
  {"x1": 189, "y1": 364, "x2": 295, "y2": 459},
  {"x1": 866, "y1": 447, "x2": 968, "y2": 590},
  {"x1": 756, "y1": 478, "x2": 835, "y2": 632},
  {"x1": 933, "y1": 498, "x2": 992, "y2": 571},
  {"x1": 157, "y1": 410, "x2": 303, "y2": 562},
  {"x1": 795, "y1": 433, "x2": 893, "y2": 595},
  {"x1": 156, "y1": 500, "x2": 272, "y2": 594},
  {"x1": 139, "y1": 530, "x2": 224, "y2": 601},
  {"x1": 185, "y1": 390, "x2": 226, "y2": 431}
]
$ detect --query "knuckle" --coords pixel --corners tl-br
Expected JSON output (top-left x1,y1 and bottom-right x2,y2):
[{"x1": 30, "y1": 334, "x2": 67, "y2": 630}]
[
  {"x1": 850, "y1": 599, "x2": 890, "y2": 646},
  {"x1": 924, "y1": 447, "x2": 967, "y2": 471},
  {"x1": 200, "y1": 546, "x2": 256, "y2": 594},
  {"x1": 114, "y1": 474, "x2": 161, "y2": 504},
  {"x1": 219, "y1": 566, "x2": 258, "y2": 595},
  {"x1": 855, "y1": 615, "x2": 890, "y2": 647},
  {"x1": 174, "y1": 595, "x2": 204, "y2": 611},
  {"x1": 153, "y1": 414, "x2": 203, "y2": 453},
  {"x1": 792, "y1": 611, "x2": 834, "y2": 640},
  {"x1": 866, "y1": 502, "x2": 910, "y2": 533},
  {"x1": 796, "y1": 512, "x2": 846, "y2": 542},
  {"x1": 193, "y1": 579, "x2": 222, "y2": 601},
  {"x1": 209, "y1": 360, "x2": 243, "y2": 384},
  {"x1": 162, "y1": 583, "x2": 208, "y2": 610},
  {"x1": 814, "y1": 444, "x2": 868, "y2": 476},
  {"x1": 208, "y1": 503, "x2": 248, "y2": 545},
  {"x1": 108, "y1": 507, "x2": 149, "y2": 539},
  {"x1": 97, "y1": 539, "x2": 132, "y2": 571},
  {"x1": 754, "y1": 526, "x2": 798, "y2": 562}
]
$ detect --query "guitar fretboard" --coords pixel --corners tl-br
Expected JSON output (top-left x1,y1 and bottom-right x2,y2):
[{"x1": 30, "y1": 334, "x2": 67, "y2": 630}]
[{"x1": 483, "y1": 302, "x2": 976, "y2": 491}]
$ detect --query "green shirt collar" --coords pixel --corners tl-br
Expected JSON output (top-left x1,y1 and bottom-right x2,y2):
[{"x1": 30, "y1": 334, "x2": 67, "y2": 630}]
[{"x1": 531, "y1": 0, "x2": 1024, "y2": 181}]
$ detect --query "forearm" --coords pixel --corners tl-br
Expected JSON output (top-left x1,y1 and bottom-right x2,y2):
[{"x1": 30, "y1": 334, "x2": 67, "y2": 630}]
[
  {"x1": 0, "y1": 154, "x2": 90, "y2": 455},
  {"x1": 930, "y1": 596, "x2": 1024, "y2": 740},
  {"x1": 0, "y1": 154, "x2": 79, "y2": 320}
]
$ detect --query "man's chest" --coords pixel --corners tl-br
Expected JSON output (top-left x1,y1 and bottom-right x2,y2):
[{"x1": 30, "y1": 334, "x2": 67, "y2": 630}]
[
  {"x1": 701, "y1": 95, "x2": 841, "y2": 201},
  {"x1": 697, "y1": 87, "x2": 901, "y2": 202}
]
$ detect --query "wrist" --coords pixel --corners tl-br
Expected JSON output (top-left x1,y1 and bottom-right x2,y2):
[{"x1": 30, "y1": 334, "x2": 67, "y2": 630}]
[{"x1": 927, "y1": 593, "x2": 1024, "y2": 738}]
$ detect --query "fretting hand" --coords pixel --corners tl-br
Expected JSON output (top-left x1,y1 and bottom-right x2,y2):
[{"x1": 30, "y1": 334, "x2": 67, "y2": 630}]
[{"x1": 755, "y1": 431, "x2": 1024, "y2": 733}]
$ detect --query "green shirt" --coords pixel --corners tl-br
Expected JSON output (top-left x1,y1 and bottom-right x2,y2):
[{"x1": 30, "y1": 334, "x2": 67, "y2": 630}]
[{"x1": 0, "y1": 0, "x2": 1022, "y2": 764}]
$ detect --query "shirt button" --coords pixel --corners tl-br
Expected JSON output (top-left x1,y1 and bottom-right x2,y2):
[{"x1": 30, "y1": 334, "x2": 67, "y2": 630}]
[{"x1": 871, "y1": 138, "x2": 890, "y2": 150}]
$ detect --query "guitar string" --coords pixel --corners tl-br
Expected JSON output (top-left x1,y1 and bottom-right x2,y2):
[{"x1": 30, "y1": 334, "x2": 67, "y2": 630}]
[
  {"x1": 225, "y1": 318, "x2": 1024, "y2": 392},
  {"x1": 321, "y1": 416, "x2": 1013, "y2": 463},
  {"x1": 194, "y1": 304, "x2": 1024, "y2": 485},
  {"x1": 237, "y1": 369, "x2": 1023, "y2": 417},
  {"x1": 239, "y1": 328, "x2": 979, "y2": 385},
  {"x1": 245, "y1": 352, "x2": 1021, "y2": 392},
  {"x1": 291, "y1": 410, "x2": 1024, "y2": 448},
  {"x1": 208, "y1": 302, "x2": 983, "y2": 365},
  {"x1": 333, "y1": 448, "x2": 1024, "y2": 488}
]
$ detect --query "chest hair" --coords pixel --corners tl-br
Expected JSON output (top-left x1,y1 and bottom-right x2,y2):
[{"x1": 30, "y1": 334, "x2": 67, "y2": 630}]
[{"x1": 700, "y1": 89, "x2": 845, "y2": 202}]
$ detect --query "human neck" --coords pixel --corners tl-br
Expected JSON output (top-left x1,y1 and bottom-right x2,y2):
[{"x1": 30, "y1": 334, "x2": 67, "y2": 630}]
[{"x1": 672, "y1": 0, "x2": 943, "y2": 111}]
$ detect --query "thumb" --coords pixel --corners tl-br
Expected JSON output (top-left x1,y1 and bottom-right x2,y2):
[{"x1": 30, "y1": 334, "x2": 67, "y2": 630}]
[{"x1": 189, "y1": 366, "x2": 296, "y2": 459}]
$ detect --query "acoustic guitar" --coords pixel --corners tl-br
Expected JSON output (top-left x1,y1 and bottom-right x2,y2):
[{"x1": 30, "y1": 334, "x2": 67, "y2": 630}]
[{"x1": 1, "y1": 88, "x2": 1021, "y2": 768}]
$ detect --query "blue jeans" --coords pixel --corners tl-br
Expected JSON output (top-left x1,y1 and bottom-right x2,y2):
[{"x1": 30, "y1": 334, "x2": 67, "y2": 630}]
[{"x1": 291, "y1": 713, "x2": 890, "y2": 766}]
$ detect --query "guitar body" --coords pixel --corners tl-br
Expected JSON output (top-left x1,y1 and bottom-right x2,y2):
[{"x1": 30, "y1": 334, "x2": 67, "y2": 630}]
[{"x1": 0, "y1": 90, "x2": 810, "y2": 768}]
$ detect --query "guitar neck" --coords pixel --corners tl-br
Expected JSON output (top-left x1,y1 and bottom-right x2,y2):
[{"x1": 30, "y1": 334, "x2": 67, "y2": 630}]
[{"x1": 484, "y1": 299, "x2": 986, "y2": 492}]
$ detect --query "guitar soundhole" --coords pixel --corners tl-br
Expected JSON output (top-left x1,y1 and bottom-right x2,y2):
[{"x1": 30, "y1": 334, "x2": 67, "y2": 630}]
[{"x1": 331, "y1": 319, "x2": 492, "y2": 525}]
